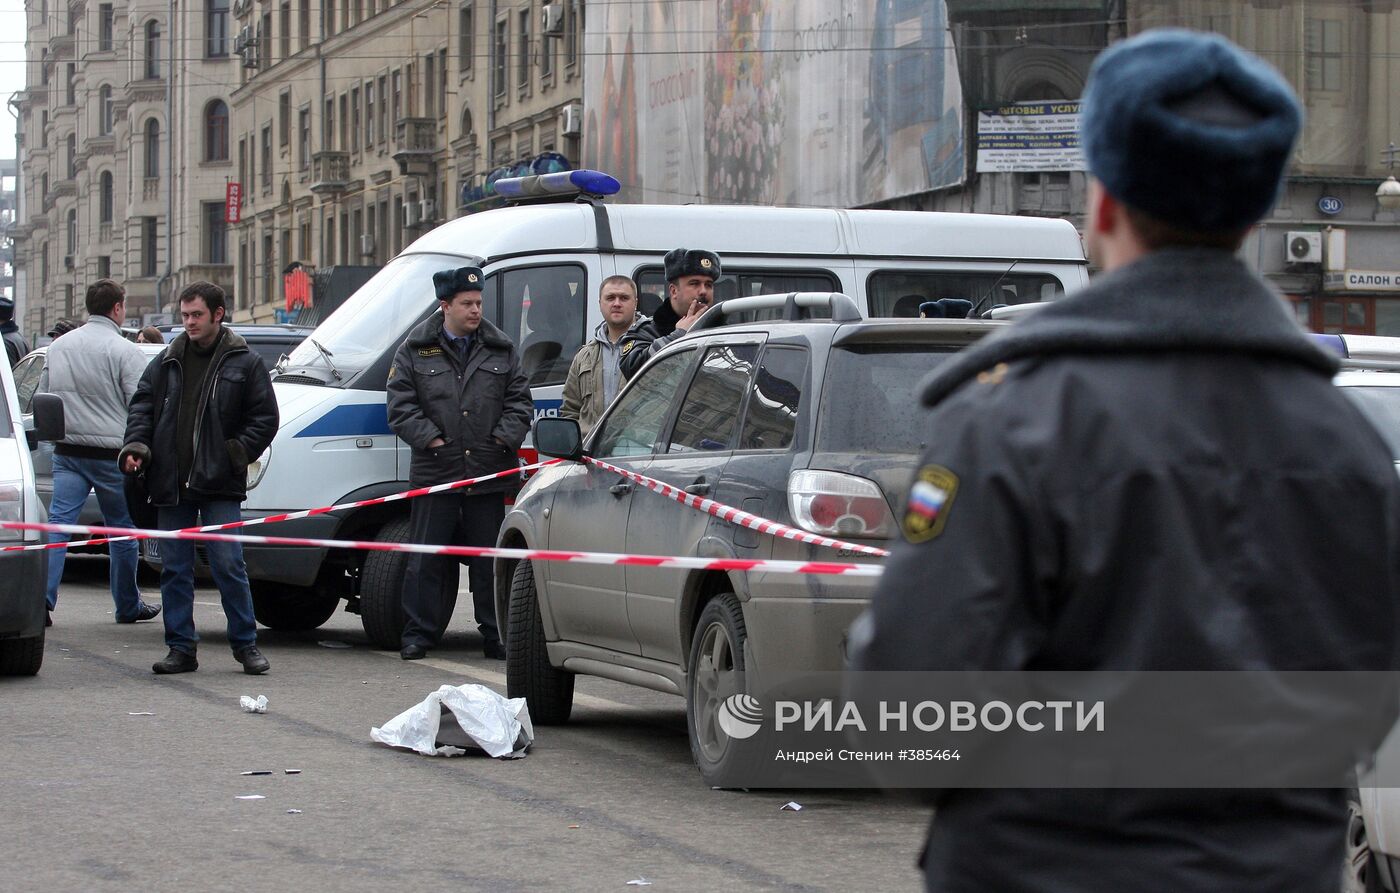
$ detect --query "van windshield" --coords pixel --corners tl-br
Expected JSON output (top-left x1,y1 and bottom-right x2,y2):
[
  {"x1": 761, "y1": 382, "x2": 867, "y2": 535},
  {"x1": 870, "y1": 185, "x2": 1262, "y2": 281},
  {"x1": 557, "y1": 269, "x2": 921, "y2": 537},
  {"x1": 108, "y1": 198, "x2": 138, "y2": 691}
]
[{"x1": 282, "y1": 253, "x2": 472, "y2": 379}]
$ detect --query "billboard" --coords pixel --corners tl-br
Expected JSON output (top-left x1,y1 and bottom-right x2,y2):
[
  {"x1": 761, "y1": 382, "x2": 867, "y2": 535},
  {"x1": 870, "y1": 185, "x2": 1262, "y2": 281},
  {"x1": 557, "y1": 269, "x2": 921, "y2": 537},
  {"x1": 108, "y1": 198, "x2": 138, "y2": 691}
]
[{"x1": 583, "y1": 0, "x2": 965, "y2": 208}]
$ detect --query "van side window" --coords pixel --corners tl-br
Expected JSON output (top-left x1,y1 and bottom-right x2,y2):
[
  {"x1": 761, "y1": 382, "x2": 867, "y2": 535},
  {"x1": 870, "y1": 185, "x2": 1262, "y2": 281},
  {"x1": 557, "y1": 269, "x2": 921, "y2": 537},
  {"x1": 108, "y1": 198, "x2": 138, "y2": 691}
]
[
  {"x1": 867, "y1": 270, "x2": 1064, "y2": 318},
  {"x1": 633, "y1": 268, "x2": 837, "y2": 319},
  {"x1": 495, "y1": 264, "x2": 587, "y2": 387},
  {"x1": 736, "y1": 345, "x2": 807, "y2": 452},
  {"x1": 666, "y1": 344, "x2": 760, "y2": 453}
]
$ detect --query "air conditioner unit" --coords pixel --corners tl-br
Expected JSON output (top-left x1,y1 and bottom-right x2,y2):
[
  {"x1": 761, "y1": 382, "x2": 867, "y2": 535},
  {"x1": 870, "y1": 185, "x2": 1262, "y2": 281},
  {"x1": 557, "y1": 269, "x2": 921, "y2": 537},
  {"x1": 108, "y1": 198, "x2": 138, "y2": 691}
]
[
  {"x1": 559, "y1": 103, "x2": 582, "y2": 137},
  {"x1": 419, "y1": 199, "x2": 436, "y2": 222},
  {"x1": 359, "y1": 233, "x2": 375, "y2": 257},
  {"x1": 541, "y1": 3, "x2": 565, "y2": 35},
  {"x1": 1285, "y1": 231, "x2": 1322, "y2": 264},
  {"x1": 403, "y1": 201, "x2": 421, "y2": 228}
]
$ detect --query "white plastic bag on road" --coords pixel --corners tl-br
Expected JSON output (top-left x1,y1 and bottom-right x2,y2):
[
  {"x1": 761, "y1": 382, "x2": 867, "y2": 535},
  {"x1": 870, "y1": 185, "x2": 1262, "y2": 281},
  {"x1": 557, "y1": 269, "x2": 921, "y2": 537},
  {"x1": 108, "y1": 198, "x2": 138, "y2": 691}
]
[{"x1": 370, "y1": 684, "x2": 534, "y2": 758}]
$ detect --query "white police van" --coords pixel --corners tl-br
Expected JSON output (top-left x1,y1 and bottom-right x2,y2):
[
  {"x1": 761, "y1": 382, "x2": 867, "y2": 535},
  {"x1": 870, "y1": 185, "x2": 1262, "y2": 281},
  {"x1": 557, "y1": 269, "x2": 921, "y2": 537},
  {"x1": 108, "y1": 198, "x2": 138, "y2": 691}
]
[{"x1": 237, "y1": 171, "x2": 1089, "y2": 642}]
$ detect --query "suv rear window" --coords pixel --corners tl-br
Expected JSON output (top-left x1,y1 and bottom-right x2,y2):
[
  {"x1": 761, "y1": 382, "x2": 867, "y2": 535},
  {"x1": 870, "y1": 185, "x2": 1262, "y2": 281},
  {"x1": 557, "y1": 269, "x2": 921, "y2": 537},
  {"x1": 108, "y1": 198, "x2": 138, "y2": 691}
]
[{"x1": 818, "y1": 345, "x2": 958, "y2": 454}]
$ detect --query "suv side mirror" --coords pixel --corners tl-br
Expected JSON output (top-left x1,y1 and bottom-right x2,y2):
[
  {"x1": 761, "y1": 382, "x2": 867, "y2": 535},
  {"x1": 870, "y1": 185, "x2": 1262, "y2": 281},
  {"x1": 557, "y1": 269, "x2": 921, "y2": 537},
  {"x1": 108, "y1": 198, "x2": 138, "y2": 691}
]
[
  {"x1": 533, "y1": 417, "x2": 583, "y2": 461},
  {"x1": 29, "y1": 394, "x2": 65, "y2": 449}
]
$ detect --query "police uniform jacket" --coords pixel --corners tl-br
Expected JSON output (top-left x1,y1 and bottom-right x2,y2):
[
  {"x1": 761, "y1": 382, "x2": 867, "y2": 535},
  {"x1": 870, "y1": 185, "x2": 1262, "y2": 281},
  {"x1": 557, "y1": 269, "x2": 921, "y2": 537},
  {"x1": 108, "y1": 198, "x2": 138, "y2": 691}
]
[
  {"x1": 386, "y1": 314, "x2": 532, "y2": 489},
  {"x1": 848, "y1": 249, "x2": 1400, "y2": 893},
  {"x1": 618, "y1": 297, "x2": 684, "y2": 381},
  {"x1": 119, "y1": 328, "x2": 280, "y2": 506}
]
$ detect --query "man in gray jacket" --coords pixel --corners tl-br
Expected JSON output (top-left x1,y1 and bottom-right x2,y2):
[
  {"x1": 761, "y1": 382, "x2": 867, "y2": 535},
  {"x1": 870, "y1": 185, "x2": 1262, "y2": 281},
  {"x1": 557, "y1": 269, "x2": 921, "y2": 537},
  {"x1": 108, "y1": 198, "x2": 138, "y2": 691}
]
[
  {"x1": 41, "y1": 279, "x2": 160, "y2": 625},
  {"x1": 560, "y1": 275, "x2": 645, "y2": 436},
  {"x1": 387, "y1": 265, "x2": 532, "y2": 661}
]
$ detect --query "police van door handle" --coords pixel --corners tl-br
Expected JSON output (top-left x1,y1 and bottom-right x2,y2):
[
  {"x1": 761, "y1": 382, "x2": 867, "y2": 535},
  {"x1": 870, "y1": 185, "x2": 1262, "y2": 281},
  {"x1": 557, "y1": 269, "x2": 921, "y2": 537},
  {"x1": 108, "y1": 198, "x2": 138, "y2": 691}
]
[
  {"x1": 609, "y1": 481, "x2": 632, "y2": 498},
  {"x1": 684, "y1": 477, "x2": 710, "y2": 496}
]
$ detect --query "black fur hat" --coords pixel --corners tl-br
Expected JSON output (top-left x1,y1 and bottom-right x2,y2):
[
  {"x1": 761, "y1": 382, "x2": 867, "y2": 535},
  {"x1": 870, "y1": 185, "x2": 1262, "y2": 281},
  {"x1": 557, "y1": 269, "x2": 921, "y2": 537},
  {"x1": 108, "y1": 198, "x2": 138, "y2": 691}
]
[
  {"x1": 663, "y1": 248, "x2": 722, "y2": 283},
  {"x1": 432, "y1": 266, "x2": 485, "y2": 301}
]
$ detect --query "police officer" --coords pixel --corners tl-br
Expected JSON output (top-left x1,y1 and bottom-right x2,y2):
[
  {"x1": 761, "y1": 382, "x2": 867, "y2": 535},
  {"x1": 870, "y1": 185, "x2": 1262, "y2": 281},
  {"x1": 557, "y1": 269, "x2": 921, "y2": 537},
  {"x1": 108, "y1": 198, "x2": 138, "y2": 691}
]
[
  {"x1": 849, "y1": 29, "x2": 1400, "y2": 893},
  {"x1": 387, "y1": 266, "x2": 532, "y2": 661},
  {"x1": 1, "y1": 296, "x2": 29, "y2": 367},
  {"x1": 618, "y1": 247, "x2": 720, "y2": 380}
]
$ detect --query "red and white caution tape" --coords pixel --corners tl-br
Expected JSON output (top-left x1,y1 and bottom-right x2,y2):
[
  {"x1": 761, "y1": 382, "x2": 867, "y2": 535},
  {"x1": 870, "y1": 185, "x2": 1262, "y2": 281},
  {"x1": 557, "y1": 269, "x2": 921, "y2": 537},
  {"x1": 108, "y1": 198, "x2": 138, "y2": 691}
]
[
  {"x1": 582, "y1": 456, "x2": 890, "y2": 558},
  {"x1": 1, "y1": 521, "x2": 883, "y2": 577},
  {"x1": 1, "y1": 460, "x2": 561, "y2": 554}
]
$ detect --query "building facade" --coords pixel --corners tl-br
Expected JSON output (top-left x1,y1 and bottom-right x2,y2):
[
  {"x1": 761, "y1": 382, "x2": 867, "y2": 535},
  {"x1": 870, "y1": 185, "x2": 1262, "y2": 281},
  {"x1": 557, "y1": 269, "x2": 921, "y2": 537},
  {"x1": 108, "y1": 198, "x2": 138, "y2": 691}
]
[
  {"x1": 13, "y1": 0, "x2": 238, "y2": 341},
  {"x1": 225, "y1": 0, "x2": 583, "y2": 323}
]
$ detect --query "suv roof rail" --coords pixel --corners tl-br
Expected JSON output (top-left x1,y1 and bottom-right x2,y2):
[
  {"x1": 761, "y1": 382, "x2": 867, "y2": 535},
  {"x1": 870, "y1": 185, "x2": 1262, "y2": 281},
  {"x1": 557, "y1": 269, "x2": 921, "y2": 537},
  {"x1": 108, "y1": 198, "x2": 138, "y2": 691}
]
[{"x1": 688, "y1": 292, "x2": 863, "y2": 332}]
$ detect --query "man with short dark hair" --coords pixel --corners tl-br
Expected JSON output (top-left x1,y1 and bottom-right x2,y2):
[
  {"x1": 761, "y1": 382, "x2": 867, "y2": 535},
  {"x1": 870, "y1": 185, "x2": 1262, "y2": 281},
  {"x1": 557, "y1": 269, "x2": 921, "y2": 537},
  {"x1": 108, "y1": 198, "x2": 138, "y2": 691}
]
[
  {"x1": 618, "y1": 248, "x2": 720, "y2": 380},
  {"x1": 561, "y1": 275, "x2": 645, "y2": 436},
  {"x1": 1, "y1": 296, "x2": 29, "y2": 367},
  {"x1": 121, "y1": 281, "x2": 279, "y2": 675},
  {"x1": 387, "y1": 266, "x2": 532, "y2": 661},
  {"x1": 40, "y1": 279, "x2": 160, "y2": 626},
  {"x1": 850, "y1": 29, "x2": 1400, "y2": 892}
]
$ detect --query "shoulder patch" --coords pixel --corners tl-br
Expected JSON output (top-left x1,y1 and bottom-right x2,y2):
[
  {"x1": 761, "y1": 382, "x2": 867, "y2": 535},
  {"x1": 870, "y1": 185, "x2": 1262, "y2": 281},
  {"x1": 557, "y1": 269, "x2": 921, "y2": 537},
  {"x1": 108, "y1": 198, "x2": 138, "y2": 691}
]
[
  {"x1": 387, "y1": 364, "x2": 396, "y2": 380},
  {"x1": 903, "y1": 464, "x2": 959, "y2": 543},
  {"x1": 975, "y1": 362, "x2": 1009, "y2": 386},
  {"x1": 621, "y1": 341, "x2": 636, "y2": 356},
  {"x1": 418, "y1": 347, "x2": 443, "y2": 357}
]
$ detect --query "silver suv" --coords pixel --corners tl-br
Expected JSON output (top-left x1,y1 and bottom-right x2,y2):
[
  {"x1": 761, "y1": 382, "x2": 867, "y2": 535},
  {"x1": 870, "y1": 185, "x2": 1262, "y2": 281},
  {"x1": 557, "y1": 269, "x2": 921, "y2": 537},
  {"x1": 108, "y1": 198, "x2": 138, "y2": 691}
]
[{"x1": 495, "y1": 293, "x2": 1002, "y2": 785}]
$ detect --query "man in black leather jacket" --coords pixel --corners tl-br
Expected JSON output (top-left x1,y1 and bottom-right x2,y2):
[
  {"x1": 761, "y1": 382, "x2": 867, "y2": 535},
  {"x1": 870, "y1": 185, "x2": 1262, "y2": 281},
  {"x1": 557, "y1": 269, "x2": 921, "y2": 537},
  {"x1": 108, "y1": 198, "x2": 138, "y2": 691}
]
[{"x1": 121, "y1": 282, "x2": 279, "y2": 677}]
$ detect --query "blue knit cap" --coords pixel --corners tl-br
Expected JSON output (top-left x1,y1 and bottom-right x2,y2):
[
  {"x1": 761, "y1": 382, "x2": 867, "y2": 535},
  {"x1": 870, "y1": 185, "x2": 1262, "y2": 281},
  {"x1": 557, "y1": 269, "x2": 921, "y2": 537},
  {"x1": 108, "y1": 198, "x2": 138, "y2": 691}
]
[{"x1": 1081, "y1": 29, "x2": 1302, "y2": 231}]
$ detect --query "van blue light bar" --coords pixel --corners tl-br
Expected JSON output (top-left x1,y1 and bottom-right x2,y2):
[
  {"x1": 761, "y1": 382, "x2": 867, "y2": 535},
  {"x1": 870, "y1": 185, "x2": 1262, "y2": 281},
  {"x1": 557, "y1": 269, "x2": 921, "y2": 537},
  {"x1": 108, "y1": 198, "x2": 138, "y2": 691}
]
[
  {"x1": 1310, "y1": 333, "x2": 1347, "y2": 357},
  {"x1": 493, "y1": 169, "x2": 621, "y2": 200}
]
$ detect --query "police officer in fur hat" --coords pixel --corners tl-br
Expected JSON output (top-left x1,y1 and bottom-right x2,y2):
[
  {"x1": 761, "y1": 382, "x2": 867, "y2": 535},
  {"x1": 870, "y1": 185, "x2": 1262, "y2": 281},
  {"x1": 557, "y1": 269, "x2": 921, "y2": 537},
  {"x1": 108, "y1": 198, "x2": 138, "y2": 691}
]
[
  {"x1": 618, "y1": 247, "x2": 721, "y2": 380},
  {"x1": 386, "y1": 265, "x2": 532, "y2": 661},
  {"x1": 849, "y1": 29, "x2": 1400, "y2": 893}
]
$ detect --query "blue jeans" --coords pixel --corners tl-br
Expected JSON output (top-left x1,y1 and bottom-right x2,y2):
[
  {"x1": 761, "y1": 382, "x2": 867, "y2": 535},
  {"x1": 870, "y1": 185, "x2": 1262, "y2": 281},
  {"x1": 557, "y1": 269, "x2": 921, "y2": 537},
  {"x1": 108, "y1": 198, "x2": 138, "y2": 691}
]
[
  {"x1": 157, "y1": 499, "x2": 257, "y2": 655},
  {"x1": 46, "y1": 452, "x2": 144, "y2": 619}
]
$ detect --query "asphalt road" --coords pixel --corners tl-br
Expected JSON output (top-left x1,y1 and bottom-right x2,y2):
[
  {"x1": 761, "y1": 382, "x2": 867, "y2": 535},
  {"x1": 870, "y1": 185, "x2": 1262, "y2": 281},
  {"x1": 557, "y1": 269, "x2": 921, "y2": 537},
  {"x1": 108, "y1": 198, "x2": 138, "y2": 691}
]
[{"x1": 0, "y1": 557, "x2": 929, "y2": 892}]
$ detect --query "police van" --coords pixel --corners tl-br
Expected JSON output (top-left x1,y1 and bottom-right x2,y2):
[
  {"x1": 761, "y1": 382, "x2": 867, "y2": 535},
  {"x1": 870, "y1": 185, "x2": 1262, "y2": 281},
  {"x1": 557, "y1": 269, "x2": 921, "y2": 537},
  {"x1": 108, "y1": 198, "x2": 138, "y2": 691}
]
[{"x1": 234, "y1": 171, "x2": 1089, "y2": 639}]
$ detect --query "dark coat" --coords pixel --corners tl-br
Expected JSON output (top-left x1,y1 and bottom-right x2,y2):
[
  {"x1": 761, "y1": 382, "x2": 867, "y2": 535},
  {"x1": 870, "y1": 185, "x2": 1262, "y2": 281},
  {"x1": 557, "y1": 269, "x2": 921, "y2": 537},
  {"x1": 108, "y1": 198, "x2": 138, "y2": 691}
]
[
  {"x1": 849, "y1": 249, "x2": 1400, "y2": 893},
  {"x1": 386, "y1": 314, "x2": 532, "y2": 488},
  {"x1": 119, "y1": 327, "x2": 280, "y2": 507},
  {"x1": 618, "y1": 297, "x2": 684, "y2": 381}
]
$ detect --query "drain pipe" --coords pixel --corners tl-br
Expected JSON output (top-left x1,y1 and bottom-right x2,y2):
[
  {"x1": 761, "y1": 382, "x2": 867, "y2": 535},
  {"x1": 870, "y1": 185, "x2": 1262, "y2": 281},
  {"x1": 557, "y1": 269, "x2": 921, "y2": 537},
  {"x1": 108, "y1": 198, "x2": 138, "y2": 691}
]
[{"x1": 155, "y1": 0, "x2": 176, "y2": 314}]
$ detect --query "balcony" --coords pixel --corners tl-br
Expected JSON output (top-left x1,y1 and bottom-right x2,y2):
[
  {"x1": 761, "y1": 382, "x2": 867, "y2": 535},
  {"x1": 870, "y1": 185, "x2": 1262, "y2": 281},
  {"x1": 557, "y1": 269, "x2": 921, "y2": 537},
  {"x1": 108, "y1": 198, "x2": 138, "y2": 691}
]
[
  {"x1": 9, "y1": 223, "x2": 31, "y2": 246},
  {"x1": 98, "y1": 222, "x2": 112, "y2": 243},
  {"x1": 50, "y1": 33, "x2": 75, "y2": 60},
  {"x1": 310, "y1": 151, "x2": 350, "y2": 195},
  {"x1": 392, "y1": 118, "x2": 438, "y2": 177},
  {"x1": 83, "y1": 135, "x2": 116, "y2": 158},
  {"x1": 127, "y1": 80, "x2": 167, "y2": 104},
  {"x1": 142, "y1": 177, "x2": 161, "y2": 201}
]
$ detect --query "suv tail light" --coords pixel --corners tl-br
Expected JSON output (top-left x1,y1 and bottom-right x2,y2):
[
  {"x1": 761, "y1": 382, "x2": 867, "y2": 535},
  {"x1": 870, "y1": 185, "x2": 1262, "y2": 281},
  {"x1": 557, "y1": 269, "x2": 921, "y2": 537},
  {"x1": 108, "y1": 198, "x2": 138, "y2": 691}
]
[{"x1": 788, "y1": 470, "x2": 894, "y2": 539}]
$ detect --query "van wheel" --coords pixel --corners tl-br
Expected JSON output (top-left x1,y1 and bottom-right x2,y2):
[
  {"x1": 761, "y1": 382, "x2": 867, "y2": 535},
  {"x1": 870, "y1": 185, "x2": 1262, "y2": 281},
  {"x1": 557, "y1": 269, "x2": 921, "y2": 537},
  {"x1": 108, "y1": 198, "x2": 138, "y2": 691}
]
[
  {"x1": 1344, "y1": 795, "x2": 1384, "y2": 893},
  {"x1": 506, "y1": 559, "x2": 574, "y2": 724},
  {"x1": 687, "y1": 593, "x2": 761, "y2": 788},
  {"x1": 0, "y1": 628, "x2": 44, "y2": 676},
  {"x1": 250, "y1": 580, "x2": 340, "y2": 631},
  {"x1": 359, "y1": 517, "x2": 410, "y2": 649}
]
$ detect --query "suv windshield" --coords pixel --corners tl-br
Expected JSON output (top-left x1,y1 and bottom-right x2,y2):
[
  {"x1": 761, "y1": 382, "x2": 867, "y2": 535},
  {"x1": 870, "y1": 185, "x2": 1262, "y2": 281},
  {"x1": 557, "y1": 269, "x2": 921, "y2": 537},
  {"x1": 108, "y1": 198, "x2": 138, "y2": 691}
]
[
  {"x1": 282, "y1": 253, "x2": 470, "y2": 379},
  {"x1": 818, "y1": 345, "x2": 957, "y2": 454}
]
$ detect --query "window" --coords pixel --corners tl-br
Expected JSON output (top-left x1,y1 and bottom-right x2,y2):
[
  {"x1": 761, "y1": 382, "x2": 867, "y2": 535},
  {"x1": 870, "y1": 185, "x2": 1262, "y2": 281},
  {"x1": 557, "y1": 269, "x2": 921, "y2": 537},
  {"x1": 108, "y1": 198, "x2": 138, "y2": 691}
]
[
  {"x1": 516, "y1": 9, "x2": 530, "y2": 89},
  {"x1": 13, "y1": 355, "x2": 43, "y2": 413},
  {"x1": 261, "y1": 125, "x2": 272, "y2": 189},
  {"x1": 633, "y1": 268, "x2": 837, "y2": 319},
  {"x1": 325, "y1": 0, "x2": 336, "y2": 37},
  {"x1": 865, "y1": 269, "x2": 1064, "y2": 318},
  {"x1": 40, "y1": 241, "x2": 48, "y2": 286},
  {"x1": 207, "y1": 0, "x2": 230, "y2": 57},
  {"x1": 141, "y1": 217, "x2": 158, "y2": 277},
  {"x1": 280, "y1": 2, "x2": 291, "y2": 59},
  {"x1": 98, "y1": 4, "x2": 114, "y2": 52},
  {"x1": 40, "y1": 111, "x2": 47, "y2": 148},
  {"x1": 324, "y1": 216, "x2": 335, "y2": 263},
  {"x1": 377, "y1": 76, "x2": 388, "y2": 145},
  {"x1": 99, "y1": 171, "x2": 113, "y2": 223},
  {"x1": 145, "y1": 20, "x2": 161, "y2": 79},
  {"x1": 1306, "y1": 19, "x2": 1343, "y2": 92},
  {"x1": 565, "y1": 0, "x2": 580, "y2": 68},
  {"x1": 238, "y1": 136, "x2": 247, "y2": 189},
  {"x1": 299, "y1": 107, "x2": 310, "y2": 170},
  {"x1": 64, "y1": 63, "x2": 75, "y2": 105},
  {"x1": 818, "y1": 345, "x2": 961, "y2": 454},
  {"x1": 339, "y1": 93, "x2": 349, "y2": 153},
  {"x1": 391, "y1": 69, "x2": 402, "y2": 127},
  {"x1": 350, "y1": 86, "x2": 360, "y2": 152},
  {"x1": 65, "y1": 133, "x2": 75, "y2": 179},
  {"x1": 364, "y1": 80, "x2": 374, "y2": 147},
  {"x1": 98, "y1": 85, "x2": 114, "y2": 135},
  {"x1": 737, "y1": 346, "x2": 806, "y2": 451},
  {"x1": 263, "y1": 231, "x2": 275, "y2": 303},
  {"x1": 66, "y1": 208, "x2": 76, "y2": 254},
  {"x1": 493, "y1": 17, "x2": 507, "y2": 97},
  {"x1": 40, "y1": 173, "x2": 48, "y2": 202},
  {"x1": 97, "y1": 256, "x2": 110, "y2": 279},
  {"x1": 459, "y1": 4, "x2": 474, "y2": 73},
  {"x1": 540, "y1": 20, "x2": 553, "y2": 81},
  {"x1": 496, "y1": 264, "x2": 588, "y2": 386},
  {"x1": 324, "y1": 96, "x2": 335, "y2": 148},
  {"x1": 300, "y1": 0, "x2": 310, "y2": 50},
  {"x1": 204, "y1": 201, "x2": 227, "y2": 264},
  {"x1": 424, "y1": 53, "x2": 435, "y2": 118},
  {"x1": 438, "y1": 48, "x2": 448, "y2": 120},
  {"x1": 279, "y1": 91, "x2": 290, "y2": 147},
  {"x1": 206, "y1": 99, "x2": 230, "y2": 161},
  {"x1": 592, "y1": 350, "x2": 696, "y2": 458},
  {"x1": 144, "y1": 120, "x2": 161, "y2": 179},
  {"x1": 667, "y1": 344, "x2": 760, "y2": 453}
]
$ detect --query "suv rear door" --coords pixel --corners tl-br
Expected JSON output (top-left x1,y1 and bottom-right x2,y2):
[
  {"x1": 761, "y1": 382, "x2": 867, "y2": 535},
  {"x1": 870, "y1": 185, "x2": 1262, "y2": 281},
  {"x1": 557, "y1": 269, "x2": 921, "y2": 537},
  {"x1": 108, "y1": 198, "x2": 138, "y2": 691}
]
[{"x1": 624, "y1": 334, "x2": 766, "y2": 662}]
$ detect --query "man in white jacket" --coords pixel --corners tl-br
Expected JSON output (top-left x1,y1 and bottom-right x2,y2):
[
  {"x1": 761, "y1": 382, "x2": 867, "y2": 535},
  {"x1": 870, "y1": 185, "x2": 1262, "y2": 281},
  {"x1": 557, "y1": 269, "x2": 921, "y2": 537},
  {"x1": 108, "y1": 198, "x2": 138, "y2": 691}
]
[{"x1": 40, "y1": 279, "x2": 160, "y2": 625}]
